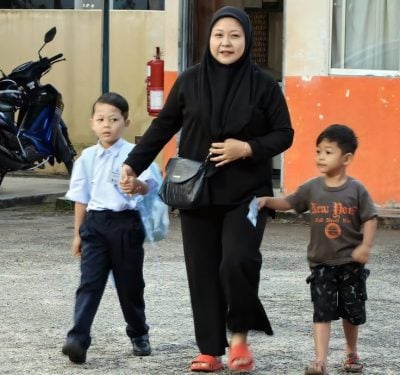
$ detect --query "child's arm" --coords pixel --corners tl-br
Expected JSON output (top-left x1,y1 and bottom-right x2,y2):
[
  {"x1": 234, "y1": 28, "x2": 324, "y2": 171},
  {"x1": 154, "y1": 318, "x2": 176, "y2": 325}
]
[
  {"x1": 257, "y1": 196, "x2": 293, "y2": 211},
  {"x1": 351, "y1": 217, "x2": 378, "y2": 264},
  {"x1": 71, "y1": 202, "x2": 87, "y2": 258}
]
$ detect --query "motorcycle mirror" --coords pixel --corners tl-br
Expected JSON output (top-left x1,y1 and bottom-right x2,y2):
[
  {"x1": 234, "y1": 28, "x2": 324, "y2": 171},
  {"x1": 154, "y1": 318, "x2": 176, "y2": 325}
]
[
  {"x1": 44, "y1": 27, "x2": 57, "y2": 43},
  {"x1": 38, "y1": 27, "x2": 57, "y2": 58}
]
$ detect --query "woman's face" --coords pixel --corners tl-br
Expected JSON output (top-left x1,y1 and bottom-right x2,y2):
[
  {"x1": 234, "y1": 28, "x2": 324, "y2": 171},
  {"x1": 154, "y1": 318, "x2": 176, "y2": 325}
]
[{"x1": 209, "y1": 17, "x2": 245, "y2": 65}]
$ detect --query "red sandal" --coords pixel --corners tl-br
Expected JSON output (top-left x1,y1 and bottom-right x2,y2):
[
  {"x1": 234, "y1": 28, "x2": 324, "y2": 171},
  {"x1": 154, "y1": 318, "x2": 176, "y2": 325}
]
[
  {"x1": 190, "y1": 354, "x2": 224, "y2": 372},
  {"x1": 228, "y1": 343, "x2": 254, "y2": 372}
]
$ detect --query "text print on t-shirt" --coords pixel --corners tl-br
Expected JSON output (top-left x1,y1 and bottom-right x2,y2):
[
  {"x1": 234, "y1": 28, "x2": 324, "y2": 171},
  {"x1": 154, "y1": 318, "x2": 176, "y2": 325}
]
[{"x1": 311, "y1": 202, "x2": 357, "y2": 239}]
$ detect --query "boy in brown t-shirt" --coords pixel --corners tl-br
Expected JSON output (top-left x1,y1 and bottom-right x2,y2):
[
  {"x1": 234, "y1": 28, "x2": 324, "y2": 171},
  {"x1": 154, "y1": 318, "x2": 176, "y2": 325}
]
[{"x1": 258, "y1": 124, "x2": 377, "y2": 374}]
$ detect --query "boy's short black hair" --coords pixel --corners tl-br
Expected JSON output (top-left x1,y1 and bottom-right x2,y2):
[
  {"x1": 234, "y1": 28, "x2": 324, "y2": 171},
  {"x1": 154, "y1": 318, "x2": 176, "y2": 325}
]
[
  {"x1": 316, "y1": 124, "x2": 358, "y2": 154},
  {"x1": 92, "y1": 92, "x2": 129, "y2": 120}
]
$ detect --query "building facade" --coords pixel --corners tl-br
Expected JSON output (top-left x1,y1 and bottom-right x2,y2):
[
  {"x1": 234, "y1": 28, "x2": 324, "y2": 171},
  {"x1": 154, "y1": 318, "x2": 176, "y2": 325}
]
[{"x1": 1, "y1": 0, "x2": 399, "y2": 206}]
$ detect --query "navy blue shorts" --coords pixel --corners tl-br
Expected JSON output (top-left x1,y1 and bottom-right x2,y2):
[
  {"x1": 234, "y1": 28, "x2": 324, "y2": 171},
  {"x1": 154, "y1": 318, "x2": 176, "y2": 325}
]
[{"x1": 306, "y1": 263, "x2": 370, "y2": 325}]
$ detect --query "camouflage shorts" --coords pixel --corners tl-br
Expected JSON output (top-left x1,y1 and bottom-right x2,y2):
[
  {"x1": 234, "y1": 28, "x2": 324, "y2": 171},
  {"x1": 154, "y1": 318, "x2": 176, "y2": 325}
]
[{"x1": 306, "y1": 263, "x2": 370, "y2": 325}]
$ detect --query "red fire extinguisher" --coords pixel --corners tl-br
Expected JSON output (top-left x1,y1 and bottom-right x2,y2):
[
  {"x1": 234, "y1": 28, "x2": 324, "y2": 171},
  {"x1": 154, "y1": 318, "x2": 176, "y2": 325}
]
[{"x1": 146, "y1": 47, "x2": 164, "y2": 117}]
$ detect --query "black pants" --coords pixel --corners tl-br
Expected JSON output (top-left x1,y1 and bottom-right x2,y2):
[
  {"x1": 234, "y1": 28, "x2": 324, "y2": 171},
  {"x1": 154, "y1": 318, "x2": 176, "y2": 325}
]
[
  {"x1": 67, "y1": 210, "x2": 148, "y2": 349},
  {"x1": 180, "y1": 203, "x2": 272, "y2": 356}
]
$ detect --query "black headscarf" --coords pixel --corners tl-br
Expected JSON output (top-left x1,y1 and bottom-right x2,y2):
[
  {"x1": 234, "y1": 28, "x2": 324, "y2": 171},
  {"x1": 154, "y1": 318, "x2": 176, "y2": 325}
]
[{"x1": 199, "y1": 6, "x2": 253, "y2": 140}]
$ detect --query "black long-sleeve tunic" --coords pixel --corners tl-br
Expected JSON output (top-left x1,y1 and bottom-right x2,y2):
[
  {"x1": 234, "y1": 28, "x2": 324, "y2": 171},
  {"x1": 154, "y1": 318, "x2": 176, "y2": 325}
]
[{"x1": 124, "y1": 64, "x2": 294, "y2": 205}]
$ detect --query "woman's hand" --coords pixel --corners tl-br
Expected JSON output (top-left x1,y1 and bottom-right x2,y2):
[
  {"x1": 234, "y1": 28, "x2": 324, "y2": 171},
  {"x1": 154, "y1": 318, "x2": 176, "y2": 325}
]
[
  {"x1": 119, "y1": 164, "x2": 138, "y2": 195},
  {"x1": 209, "y1": 138, "x2": 251, "y2": 167},
  {"x1": 121, "y1": 176, "x2": 148, "y2": 196}
]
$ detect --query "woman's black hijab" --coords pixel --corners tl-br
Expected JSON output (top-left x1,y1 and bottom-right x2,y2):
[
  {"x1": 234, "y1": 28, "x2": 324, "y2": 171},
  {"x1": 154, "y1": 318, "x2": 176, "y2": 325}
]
[{"x1": 199, "y1": 6, "x2": 253, "y2": 140}]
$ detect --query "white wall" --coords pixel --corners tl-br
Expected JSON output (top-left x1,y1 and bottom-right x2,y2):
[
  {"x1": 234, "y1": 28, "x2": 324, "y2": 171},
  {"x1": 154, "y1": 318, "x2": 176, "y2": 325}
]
[{"x1": 284, "y1": 0, "x2": 331, "y2": 76}]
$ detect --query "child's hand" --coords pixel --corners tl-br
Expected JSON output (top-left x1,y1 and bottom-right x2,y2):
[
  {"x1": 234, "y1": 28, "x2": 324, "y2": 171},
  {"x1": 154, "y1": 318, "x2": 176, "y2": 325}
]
[
  {"x1": 351, "y1": 244, "x2": 372, "y2": 264},
  {"x1": 71, "y1": 236, "x2": 82, "y2": 258},
  {"x1": 256, "y1": 196, "x2": 292, "y2": 211},
  {"x1": 257, "y1": 197, "x2": 270, "y2": 210}
]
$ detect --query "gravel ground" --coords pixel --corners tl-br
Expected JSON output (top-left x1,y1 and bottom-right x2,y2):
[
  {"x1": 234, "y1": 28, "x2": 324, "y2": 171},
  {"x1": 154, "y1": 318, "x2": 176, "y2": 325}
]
[{"x1": 0, "y1": 205, "x2": 399, "y2": 375}]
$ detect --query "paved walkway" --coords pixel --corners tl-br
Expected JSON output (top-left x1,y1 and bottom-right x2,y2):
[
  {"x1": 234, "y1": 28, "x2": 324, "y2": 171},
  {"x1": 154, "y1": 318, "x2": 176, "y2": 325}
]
[
  {"x1": 1, "y1": 197, "x2": 399, "y2": 374},
  {"x1": 0, "y1": 175, "x2": 69, "y2": 208},
  {"x1": 0, "y1": 175, "x2": 399, "y2": 374}
]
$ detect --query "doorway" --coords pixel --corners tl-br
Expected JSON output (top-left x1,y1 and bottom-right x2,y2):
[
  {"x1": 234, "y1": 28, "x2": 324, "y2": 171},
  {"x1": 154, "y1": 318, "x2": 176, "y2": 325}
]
[{"x1": 180, "y1": 0, "x2": 285, "y2": 185}]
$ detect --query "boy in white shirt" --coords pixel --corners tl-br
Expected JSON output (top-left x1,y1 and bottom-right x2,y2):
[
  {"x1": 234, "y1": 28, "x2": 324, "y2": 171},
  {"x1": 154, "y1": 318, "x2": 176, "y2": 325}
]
[{"x1": 62, "y1": 92, "x2": 156, "y2": 364}]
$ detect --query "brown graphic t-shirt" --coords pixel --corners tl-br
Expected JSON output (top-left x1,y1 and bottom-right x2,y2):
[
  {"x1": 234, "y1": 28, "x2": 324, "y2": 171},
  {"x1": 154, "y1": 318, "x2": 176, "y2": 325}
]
[{"x1": 286, "y1": 176, "x2": 378, "y2": 267}]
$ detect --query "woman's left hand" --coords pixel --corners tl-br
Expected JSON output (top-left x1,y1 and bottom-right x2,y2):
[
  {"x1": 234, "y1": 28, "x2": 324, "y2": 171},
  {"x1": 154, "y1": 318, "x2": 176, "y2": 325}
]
[{"x1": 210, "y1": 138, "x2": 251, "y2": 167}]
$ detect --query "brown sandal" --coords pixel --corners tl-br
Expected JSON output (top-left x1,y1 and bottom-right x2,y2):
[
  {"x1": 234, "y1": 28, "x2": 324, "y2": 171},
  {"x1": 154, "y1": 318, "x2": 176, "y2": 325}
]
[
  {"x1": 342, "y1": 353, "x2": 363, "y2": 373},
  {"x1": 304, "y1": 360, "x2": 328, "y2": 375}
]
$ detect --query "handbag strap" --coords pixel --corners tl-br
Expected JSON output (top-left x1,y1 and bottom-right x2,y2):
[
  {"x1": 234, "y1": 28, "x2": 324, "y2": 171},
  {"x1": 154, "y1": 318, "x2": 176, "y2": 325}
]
[{"x1": 204, "y1": 152, "x2": 218, "y2": 178}]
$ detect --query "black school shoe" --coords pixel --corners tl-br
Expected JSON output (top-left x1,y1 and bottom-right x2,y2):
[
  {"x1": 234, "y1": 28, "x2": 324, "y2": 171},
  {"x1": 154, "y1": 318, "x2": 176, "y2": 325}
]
[
  {"x1": 62, "y1": 340, "x2": 87, "y2": 364},
  {"x1": 132, "y1": 334, "x2": 151, "y2": 356}
]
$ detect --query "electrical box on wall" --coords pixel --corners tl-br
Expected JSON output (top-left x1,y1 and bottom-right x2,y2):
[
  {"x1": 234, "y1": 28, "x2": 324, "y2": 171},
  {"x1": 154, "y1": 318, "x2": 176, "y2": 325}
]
[
  {"x1": 74, "y1": 0, "x2": 103, "y2": 8},
  {"x1": 74, "y1": 0, "x2": 164, "y2": 10}
]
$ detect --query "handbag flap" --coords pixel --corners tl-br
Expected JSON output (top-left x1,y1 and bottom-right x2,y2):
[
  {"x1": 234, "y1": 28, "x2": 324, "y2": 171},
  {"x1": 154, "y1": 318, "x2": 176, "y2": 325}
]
[{"x1": 165, "y1": 157, "x2": 203, "y2": 183}]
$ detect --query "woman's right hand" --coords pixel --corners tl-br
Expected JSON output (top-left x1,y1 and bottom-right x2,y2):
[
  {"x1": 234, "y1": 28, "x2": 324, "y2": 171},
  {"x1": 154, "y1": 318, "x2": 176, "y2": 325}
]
[
  {"x1": 120, "y1": 163, "x2": 134, "y2": 180},
  {"x1": 119, "y1": 164, "x2": 138, "y2": 194}
]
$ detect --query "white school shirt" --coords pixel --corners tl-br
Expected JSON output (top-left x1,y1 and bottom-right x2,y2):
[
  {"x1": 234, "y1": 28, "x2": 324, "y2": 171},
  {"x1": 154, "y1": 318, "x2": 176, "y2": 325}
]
[{"x1": 66, "y1": 138, "x2": 156, "y2": 212}]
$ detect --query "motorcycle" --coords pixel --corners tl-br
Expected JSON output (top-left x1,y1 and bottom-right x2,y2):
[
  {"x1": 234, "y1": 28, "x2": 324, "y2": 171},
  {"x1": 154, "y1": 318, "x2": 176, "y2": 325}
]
[{"x1": 0, "y1": 26, "x2": 76, "y2": 185}]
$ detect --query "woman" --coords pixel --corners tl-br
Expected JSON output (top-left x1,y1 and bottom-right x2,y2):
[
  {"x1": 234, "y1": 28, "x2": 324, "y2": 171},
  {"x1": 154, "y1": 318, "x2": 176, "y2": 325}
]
[{"x1": 120, "y1": 6, "x2": 293, "y2": 372}]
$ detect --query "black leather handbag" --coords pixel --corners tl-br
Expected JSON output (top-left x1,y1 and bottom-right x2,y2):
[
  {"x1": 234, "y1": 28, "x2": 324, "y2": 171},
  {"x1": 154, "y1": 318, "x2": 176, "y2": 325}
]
[{"x1": 158, "y1": 155, "x2": 210, "y2": 210}]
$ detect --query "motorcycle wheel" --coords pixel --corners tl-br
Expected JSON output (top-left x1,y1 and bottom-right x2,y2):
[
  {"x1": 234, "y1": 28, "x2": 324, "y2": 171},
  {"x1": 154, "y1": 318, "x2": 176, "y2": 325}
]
[{"x1": 0, "y1": 170, "x2": 6, "y2": 186}]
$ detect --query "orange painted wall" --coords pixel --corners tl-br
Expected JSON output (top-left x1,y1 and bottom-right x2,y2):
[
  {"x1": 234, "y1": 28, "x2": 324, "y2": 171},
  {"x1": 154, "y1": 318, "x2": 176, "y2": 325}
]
[{"x1": 284, "y1": 76, "x2": 400, "y2": 206}]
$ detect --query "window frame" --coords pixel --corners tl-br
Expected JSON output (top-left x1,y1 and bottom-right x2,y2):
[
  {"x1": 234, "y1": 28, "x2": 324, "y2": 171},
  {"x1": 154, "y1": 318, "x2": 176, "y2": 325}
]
[
  {"x1": 328, "y1": 0, "x2": 400, "y2": 77},
  {"x1": 0, "y1": 0, "x2": 164, "y2": 10}
]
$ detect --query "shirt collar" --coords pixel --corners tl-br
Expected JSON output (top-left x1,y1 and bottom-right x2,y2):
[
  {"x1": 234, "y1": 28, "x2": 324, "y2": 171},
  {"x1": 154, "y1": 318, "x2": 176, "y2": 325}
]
[{"x1": 95, "y1": 138, "x2": 126, "y2": 158}]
